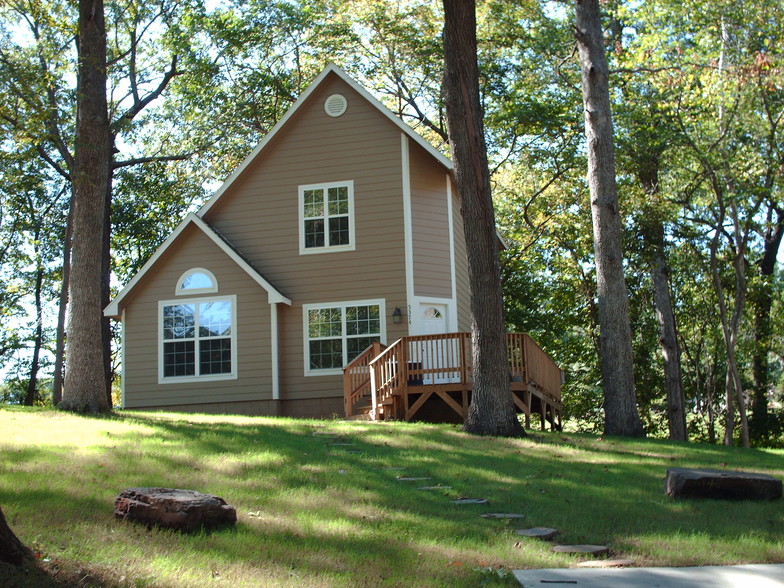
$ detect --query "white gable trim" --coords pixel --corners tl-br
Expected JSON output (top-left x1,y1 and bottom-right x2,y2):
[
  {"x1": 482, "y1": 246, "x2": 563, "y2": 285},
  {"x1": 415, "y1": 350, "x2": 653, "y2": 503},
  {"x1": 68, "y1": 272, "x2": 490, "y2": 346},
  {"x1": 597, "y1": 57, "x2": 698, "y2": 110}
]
[
  {"x1": 198, "y1": 63, "x2": 452, "y2": 217},
  {"x1": 104, "y1": 213, "x2": 291, "y2": 317}
]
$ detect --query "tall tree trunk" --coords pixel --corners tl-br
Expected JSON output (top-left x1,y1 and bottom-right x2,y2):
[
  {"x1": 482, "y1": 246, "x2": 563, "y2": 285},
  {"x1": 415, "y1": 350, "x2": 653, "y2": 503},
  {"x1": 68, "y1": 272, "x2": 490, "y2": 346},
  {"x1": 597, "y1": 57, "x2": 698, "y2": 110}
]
[
  {"x1": 574, "y1": 0, "x2": 644, "y2": 437},
  {"x1": 638, "y1": 162, "x2": 687, "y2": 441},
  {"x1": 102, "y1": 169, "x2": 113, "y2": 408},
  {"x1": 52, "y1": 200, "x2": 74, "y2": 406},
  {"x1": 750, "y1": 209, "x2": 783, "y2": 443},
  {"x1": 24, "y1": 246, "x2": 45, "y2": 406},
  {"x1": 442, "y1": 0, "x2": 523, "y2": 437},
  {"x1": 651, "y1": 250, "x2": 687, "y2": 441},
  {"x1": 0, "y1": 505, "x2": 31, "y2": 565},
  {"x1": 61, "y1": 0, "x2": 111, "y2": 413}
]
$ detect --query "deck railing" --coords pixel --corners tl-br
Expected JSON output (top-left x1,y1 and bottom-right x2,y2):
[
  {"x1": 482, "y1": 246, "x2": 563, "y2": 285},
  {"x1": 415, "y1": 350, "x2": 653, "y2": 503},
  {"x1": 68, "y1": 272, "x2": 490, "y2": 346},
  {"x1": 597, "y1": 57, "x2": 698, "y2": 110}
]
[
  {"x1": 516, "y1": 334, "x2": 562, "y2": 403},
  {"x1": 343, "y1": 332, "x2": 561, "y2": 419}
]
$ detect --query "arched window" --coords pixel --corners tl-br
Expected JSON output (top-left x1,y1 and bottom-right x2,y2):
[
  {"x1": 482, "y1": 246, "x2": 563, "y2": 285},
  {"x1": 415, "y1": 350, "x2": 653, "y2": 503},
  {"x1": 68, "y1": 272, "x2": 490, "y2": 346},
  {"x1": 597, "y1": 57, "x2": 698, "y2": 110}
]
[{"x1": 176, "y1": 268, "x2": 218, "y2": 295}]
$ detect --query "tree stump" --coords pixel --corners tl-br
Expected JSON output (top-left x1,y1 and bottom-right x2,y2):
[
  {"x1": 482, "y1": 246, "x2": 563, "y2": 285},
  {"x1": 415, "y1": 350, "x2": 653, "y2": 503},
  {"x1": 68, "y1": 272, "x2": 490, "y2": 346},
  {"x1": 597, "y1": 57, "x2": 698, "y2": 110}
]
[
  {"x1": 0, "y1": 505, "x2": 32, "y2": 565},
  {"x1": 114, "y1": 488, "x2": 237, "y2": 532},
  {"x1": 665, "y1": 468, "x2": 782, "y2": 501}
]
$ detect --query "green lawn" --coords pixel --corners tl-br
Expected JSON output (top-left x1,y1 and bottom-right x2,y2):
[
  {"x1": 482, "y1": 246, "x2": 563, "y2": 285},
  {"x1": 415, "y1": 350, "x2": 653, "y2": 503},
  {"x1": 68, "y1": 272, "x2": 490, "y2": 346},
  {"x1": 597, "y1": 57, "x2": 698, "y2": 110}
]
[{"x1": 1, "y1": 407, "x2": 782, "y2": 587}]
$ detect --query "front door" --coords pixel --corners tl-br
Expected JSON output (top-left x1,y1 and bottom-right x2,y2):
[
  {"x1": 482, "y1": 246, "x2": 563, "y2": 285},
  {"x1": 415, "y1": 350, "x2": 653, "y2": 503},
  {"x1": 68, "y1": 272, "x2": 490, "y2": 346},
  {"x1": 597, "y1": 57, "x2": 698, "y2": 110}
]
[{"x1": 417, "y1": 304, "x2": 458, "y2": 384}]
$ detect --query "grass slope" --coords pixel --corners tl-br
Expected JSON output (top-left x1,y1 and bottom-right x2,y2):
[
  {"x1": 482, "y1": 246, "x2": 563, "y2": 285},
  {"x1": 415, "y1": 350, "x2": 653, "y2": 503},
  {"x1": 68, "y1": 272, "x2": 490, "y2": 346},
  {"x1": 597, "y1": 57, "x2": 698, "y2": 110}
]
[{"x1": 0, "y1": 407, "x2": 782, "y2": 587}]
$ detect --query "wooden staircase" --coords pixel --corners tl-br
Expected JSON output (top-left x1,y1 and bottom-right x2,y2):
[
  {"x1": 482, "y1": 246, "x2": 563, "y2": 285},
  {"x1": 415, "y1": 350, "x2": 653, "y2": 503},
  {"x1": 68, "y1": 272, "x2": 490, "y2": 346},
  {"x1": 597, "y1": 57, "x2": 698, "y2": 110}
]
[{"x1": 343, "y1": 333, "x2": 563, "y2": 429}]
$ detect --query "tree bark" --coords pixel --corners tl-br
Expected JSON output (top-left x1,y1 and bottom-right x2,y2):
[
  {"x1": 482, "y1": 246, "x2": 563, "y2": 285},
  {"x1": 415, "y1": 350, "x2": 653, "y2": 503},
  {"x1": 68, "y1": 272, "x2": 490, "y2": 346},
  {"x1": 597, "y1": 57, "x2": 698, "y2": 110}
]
[
  {"x1": 638, "y1": 158, "x2": 687, "y2": 441},
  {"x1": 652, "y1": 251, "x2": 688, "y2": 441},
  {"x1": 52, "y1": 199, "x2": 74, "y2": 406},
  {"x1": 24, "y1": 241, "x2": 45, "y2": 406},
  {"x1": 750, "y1": 209, "x2": 783, "y2": 443},
  {"x1": 61, "y1": 0, "x2": 111, "y2": 413},
  {"x1": 0, "y1": 505, "x2": 32, "y2": 565},
  {"x1": 574, "y1": 0, "x2": 644, "y2": 437},
  {"x1": 442, "y1": 0, "x2": 523, "y2": 437}
]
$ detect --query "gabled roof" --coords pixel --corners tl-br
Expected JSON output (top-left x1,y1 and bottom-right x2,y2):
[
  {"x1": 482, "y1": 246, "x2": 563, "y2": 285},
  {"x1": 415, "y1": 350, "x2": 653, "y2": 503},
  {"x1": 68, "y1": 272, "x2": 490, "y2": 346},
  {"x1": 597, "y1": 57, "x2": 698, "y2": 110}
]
[
  {"x1": 104, "y1": 213, "x2": 291, "y2": 318},
  {"x1": 198, "y1": 63, "x2": 452, "y2": 216}
]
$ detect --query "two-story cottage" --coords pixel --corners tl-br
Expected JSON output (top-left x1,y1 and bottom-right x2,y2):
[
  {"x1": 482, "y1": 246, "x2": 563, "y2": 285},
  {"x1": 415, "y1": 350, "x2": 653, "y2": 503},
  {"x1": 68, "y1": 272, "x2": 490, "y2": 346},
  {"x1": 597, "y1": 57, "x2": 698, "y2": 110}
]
[
  {"x1": 106, "y1": 64, "x2": 470, "y2": 417},
  {"x1": 106, "y1": 64, "x2": 562, "y2": 426}
]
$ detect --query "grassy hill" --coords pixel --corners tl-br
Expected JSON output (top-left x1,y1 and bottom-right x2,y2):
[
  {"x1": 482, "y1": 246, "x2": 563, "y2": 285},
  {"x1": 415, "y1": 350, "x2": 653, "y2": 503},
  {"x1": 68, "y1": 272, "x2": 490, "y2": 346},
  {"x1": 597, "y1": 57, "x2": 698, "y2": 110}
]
[{"x1": 1, "y1": 407, "x2": 782, "y2": 587}]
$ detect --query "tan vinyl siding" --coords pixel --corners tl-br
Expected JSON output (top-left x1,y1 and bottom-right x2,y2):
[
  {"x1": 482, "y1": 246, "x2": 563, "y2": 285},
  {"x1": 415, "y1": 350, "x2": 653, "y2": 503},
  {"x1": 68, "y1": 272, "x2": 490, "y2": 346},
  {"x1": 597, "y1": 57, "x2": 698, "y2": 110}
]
[
  {"x1": 410, "y1": 142, "x2": 452, "y2": 299},
  {"x1": 202, "y1": 72, "x2": 408, "y2": 401},
  {"x1": 451, "y1": 179, "x2": 471, "y2": 331},
  {"x1": 122, "y1": 224, "x2": 273, "y2": 408}
]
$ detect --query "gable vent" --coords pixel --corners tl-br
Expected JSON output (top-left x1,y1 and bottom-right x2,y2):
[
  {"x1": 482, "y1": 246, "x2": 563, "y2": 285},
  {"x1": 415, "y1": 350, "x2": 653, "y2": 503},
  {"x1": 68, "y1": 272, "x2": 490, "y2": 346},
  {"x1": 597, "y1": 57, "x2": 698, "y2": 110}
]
[{"x1": 324, "y1": 94, "x2": 348, "y2": 117}]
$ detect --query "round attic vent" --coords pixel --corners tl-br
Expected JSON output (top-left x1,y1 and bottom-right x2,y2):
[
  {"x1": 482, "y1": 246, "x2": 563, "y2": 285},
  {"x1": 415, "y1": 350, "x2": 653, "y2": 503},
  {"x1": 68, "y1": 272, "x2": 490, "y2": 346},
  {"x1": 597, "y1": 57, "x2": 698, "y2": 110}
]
[{"x1": 324, "y1": 94, "x2": 348, "y2": 117}]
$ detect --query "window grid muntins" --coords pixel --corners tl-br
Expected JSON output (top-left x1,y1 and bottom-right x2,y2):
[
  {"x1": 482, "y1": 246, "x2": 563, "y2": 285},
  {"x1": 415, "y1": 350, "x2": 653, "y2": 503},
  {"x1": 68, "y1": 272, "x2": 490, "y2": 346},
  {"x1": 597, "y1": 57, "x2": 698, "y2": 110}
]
[
  {"x1": 307, "y1": 304, "x2": 381, "y2": 371},
  {"x1": 302, "y1": 183, "x2": 352, "y2": 251},
  {"x1": 162, "y1": 300, "x2": 232, "y2": 378}
]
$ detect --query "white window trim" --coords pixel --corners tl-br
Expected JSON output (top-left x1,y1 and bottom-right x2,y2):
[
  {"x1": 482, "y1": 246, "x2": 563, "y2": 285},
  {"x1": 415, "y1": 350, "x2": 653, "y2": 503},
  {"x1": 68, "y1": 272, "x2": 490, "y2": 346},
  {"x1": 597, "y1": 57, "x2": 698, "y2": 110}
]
[
  {"x1": 303, "y1": 298, "x2": 386, "y2": 376},
  {"x1": 298, "y1": 180, "x2": 356, "y2": 255},
  {"x1": 176, "y1": 268, "x2": 218, "y2": 295},
  {"x1": 158, "y1": 294, "x2": 238, "y2": 384}
]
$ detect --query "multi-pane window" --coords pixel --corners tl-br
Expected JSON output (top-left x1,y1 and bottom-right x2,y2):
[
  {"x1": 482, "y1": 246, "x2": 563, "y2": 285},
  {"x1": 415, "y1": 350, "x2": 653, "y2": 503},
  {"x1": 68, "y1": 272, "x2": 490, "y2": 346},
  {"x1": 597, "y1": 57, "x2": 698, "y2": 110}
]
[
  {"x1": 161, "y1": 297, "x2": 235, "y2": 380},
  {"x1": 299, "y1": 182, "x2": 354, "y2": 253},
  {"x1": 305, "y1": 301, "x2": 383, "y2": 373}
]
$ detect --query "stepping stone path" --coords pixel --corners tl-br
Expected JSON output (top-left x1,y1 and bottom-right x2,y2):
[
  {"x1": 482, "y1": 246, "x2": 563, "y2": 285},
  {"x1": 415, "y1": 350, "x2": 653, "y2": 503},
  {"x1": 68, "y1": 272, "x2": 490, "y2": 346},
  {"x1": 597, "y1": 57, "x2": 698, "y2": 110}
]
[
  {"x1": 515, "y1": 527, "x2": 559, "y2": 540},
  {"x1": 481, "y1": 512, "x2": 526, "y2": 519},
  {"x1": 114, "y1": 487, "x2": 236, "y2": 532},
  {"x1": 451, "y1": 498, "x2": 488, "y2": 505},
  {"x1": 552, "y1": 544, "x2": 610, "y2": 556}
]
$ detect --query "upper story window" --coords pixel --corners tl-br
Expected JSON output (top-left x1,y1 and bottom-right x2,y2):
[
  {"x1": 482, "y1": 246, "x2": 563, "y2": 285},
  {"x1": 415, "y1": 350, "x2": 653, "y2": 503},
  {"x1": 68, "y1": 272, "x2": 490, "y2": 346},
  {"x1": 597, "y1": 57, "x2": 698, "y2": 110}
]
[
  {"x1": 176, "y1": 268, "x2": 218, "y2": 295},
  {"x1": 299, "y1": 181, "x2": 355, "y2": 254}
]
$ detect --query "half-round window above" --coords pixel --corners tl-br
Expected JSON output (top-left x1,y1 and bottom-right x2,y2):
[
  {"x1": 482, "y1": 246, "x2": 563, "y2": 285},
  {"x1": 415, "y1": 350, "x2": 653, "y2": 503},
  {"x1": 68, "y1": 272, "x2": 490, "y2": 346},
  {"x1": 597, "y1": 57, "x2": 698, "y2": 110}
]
[{"x1": 176, "y1": 268, "x2": 218, "y2": 295}]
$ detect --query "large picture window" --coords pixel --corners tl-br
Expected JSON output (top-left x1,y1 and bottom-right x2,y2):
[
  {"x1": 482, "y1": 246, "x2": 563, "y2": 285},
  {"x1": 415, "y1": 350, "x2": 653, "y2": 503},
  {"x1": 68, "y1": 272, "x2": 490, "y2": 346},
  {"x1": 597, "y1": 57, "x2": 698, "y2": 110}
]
[
  {"x1": 159, "y1": 296, "x2": 236, "y2": 382},
  {"x1": 299, "y1": 181, "x2": 355, "y2": 254},
  {"x1": 304, "y1": 300, "x2": 384, "y2": 374}
]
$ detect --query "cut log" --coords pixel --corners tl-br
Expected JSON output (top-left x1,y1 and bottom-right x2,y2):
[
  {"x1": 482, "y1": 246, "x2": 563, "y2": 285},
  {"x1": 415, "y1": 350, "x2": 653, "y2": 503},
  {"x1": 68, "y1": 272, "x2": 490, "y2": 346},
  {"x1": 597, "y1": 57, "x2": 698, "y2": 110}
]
[
  {"x1": 114, "y1": 488, "x2": 237, "y2": 532},
  {"x1": 0, "y1": 505, "x2": 32, "y2": 565},
  {"x1": 665, "y1": 468, "x2": 782, "y2": 501}
]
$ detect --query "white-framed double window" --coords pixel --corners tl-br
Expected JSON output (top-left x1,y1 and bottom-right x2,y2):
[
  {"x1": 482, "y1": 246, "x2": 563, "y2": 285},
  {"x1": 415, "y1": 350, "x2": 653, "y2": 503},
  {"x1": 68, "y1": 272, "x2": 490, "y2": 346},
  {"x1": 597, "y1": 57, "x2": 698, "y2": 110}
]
[
  {"x1": 159, "y1": 295, "x2": 237, "y2": 383},
  {"x1": 303, "y1": 299, "x2": 385, "y2": 375},
  {"x1": 299, "y1": 181, "x2": 355, "y2": 254}
]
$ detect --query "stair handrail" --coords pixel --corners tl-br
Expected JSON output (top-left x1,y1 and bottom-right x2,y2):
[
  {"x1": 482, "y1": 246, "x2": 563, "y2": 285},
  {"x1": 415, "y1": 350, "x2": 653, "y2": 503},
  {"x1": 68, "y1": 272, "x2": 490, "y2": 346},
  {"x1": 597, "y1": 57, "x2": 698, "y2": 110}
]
[
  {"x1": 343, "y1": 341, "x2": 386, "y2": 417},
  {"x1": 368, "y1": 338, "x2": 406, "y2": 411}
]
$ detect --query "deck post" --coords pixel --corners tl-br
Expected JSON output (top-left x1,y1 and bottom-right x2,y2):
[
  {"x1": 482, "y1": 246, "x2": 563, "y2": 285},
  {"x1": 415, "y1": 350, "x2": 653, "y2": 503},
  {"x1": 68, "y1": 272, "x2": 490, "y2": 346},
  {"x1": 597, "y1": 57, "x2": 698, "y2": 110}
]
[{"x1": 400, "y1": 338, "x2": 409, "y2": 421}]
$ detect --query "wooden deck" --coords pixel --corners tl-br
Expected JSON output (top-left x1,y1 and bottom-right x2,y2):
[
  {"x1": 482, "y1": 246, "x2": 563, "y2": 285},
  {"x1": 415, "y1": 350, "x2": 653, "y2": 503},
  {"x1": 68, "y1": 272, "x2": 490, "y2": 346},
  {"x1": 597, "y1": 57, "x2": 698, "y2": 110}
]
[{"x1": 343, "y1": 333, "x2": 563, "y2": 429}]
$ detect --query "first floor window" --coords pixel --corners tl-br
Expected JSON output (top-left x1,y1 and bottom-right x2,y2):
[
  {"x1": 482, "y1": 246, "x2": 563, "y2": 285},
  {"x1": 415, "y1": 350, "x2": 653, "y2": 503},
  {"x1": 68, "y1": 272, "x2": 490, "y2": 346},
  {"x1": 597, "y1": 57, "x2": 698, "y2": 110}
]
[
  {"x1": 161, "y1": 296, "x2": 235, "y2": 381},
  {"x1": 304, "y1": 300, "x2": 383, "y2": 374}
]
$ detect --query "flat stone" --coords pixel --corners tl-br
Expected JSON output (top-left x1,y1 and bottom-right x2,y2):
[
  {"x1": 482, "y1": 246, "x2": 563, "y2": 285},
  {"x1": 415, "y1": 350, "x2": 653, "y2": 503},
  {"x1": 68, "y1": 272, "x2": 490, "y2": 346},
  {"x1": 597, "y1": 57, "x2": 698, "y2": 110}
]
[
  {"x1": 451, "y1": 498, "x2": 488, "y2": 505},
  {"x1": 515, "y1": 527, "x2": 559, "y2": 540},
  {"x1": 576, "y1": 559, "x2": 635, "y2": 568},
  {"x1": 115, "y1": 488, "x2": 236, "y2": 532},
  {"x1": 331, "y1": 442, "x2": 356, "y2": 446},
  {"x1": 396, "y1": 476, "x2": 431, "y2": 481},
  {"x1": 481, "y1": 512, "x2": 526, "y2": 519},
  {"x1": 418, "y1": 485, "x2": 452, "y2": 491},
  {"x1": 552, "y1": 544, "x2": 610, "y2": 556},
  {"x1": 665, "y1": 467, "x2": 782, "y2": 501}
]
